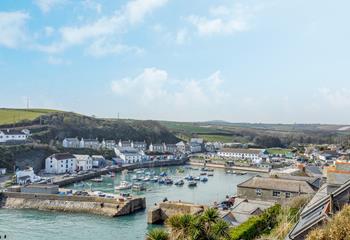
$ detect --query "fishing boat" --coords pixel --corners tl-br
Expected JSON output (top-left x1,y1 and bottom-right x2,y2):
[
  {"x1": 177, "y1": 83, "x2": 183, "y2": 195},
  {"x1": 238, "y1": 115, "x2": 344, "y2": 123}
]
[
  {"x1": 174, "y1": 179, "x2": 184, "y2": 186},
  {"x1": 200, "y1": 176, "x2": 208, "y2": 182},
  {"x1": 132, "y1": 183, "x2": 146, "y2": 191},
  {"x1": 164, "y1": 178, "x2": 173, "y2": 185},
  {"x1": 188, "y1": 181, "x2": 197, "y2": 187},
  {"x1": 194, "y1": 176, "x2": 200, "y2": 181},
  {"x1": 91, "y1": 177, "x2": 103, "y2": 183},
  {"x1": 115, "y1": 181, "x2": 132, "y2": 190}
]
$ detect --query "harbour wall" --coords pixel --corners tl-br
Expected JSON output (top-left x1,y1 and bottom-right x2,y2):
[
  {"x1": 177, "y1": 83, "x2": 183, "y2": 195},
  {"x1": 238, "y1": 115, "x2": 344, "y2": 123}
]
[
  {"x1": 147, "y1": 201, "x2": 206, "y2": 224},
  {"x1": 2, "y1": 192, "x2": 146, "y2": 217},
  {"x1": 54, "y1": 158, "x2": 187, "y2": 187},
  {"x1": 189, "y1": 160, "x2": 269, "y2": 173}
]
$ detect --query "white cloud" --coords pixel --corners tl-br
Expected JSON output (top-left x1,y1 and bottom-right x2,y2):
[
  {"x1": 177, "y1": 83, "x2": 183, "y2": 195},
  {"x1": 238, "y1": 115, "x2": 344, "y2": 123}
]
[
  {"x1": 44, "y1": 26, "x2": 54, "y2": 37},
  {"x1": 38, "y1": 0, "x2": 168, "y2": 56},
  {"x1": 187, "y1": 4, "x2": 252, "y2": 36},
  {"x1": 34, "y1": 0, "x2": 66, "y2": 13},
  {"x1": 319, "y1": 88, "x2": 350, "y2": 108},
  {"x1": 82, "y1": 0, "x2": 102, "y2": 14},
  {"x1": 0, "y1": 11, "x2": 29, "y2": 48},
  {"x1": 124, "y1": 0, "x2": 168, "y2": 24},
  {"x1": 86, "y1": 38, "x2": 143, "y2": 57},
  {"x1": 111, "y1": 68, "x2": 230, "y2": 120},
  {"x1": 47, "y1": 56, "x2": 70, "y2": 65},
  {"x1": 176, "y1": 28, "x2": 189, "y2": 45}
]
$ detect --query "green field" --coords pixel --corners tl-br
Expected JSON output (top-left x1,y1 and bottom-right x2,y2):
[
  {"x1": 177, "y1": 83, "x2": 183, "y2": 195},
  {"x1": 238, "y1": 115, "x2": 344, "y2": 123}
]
[
  {"x1": 0, "y1": 108, "x2": 59, "y2": 125},
  {"x1": 267, "y1": 148, "x2": 292, "y2": 155},
  {"x1": 197, "y1": 134, "x2": 234, "y2": 143}
]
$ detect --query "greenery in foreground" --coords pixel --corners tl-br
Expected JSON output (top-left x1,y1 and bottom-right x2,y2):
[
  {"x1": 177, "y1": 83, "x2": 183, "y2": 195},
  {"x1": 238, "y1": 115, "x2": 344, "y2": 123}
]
[{"x1": 147, "y1": 197, "x2": 309, "y2": 240}]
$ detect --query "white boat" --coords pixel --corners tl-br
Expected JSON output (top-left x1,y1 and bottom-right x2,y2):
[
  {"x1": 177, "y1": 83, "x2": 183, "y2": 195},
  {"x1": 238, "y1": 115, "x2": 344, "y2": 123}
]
[
  {"x1": 115, "y1": 181, "x2": 132, "y2": 190},
  {"x1": 91, "y1": 177, "x2": 103, "y2": 182}
]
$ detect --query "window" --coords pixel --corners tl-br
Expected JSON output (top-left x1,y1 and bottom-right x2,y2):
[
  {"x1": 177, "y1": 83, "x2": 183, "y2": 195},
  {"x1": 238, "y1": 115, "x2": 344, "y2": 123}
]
[
  {"x1": 256, "y1": 189, "x2": 262, "y2": 196},
  {"x1": 285, "y1": 192, "x2": 291, "y2": 198},
  {"x1": 273, "y1": 191, "x2": 281, "y2": 197},
  {"x1": 50, "y1": 165, "x2": 53, "y2": 168}
]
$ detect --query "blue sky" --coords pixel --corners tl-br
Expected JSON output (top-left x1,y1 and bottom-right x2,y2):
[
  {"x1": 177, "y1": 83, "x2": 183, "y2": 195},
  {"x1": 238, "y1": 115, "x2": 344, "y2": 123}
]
[{"x1": 1, "y1": 0, "x2": 350, "y2": 124}]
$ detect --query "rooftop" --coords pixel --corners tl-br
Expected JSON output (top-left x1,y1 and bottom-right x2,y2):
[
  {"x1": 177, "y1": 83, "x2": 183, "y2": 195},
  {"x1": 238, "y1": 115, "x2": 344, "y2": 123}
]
[
  {"x1": 238, "y1": 176, "x2": 317, "y2": 194},
  {"x1": 219, "y1": 148, "x2": 262, "y2": 154}
]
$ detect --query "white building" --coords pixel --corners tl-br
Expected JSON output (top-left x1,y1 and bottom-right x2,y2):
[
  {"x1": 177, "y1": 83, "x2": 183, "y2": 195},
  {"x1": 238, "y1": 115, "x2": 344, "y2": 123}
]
[
  {"x1": 118, "y1": 140, "x2": 132, "y2": 148},
  {"x1": 80, "y1": 138, "x2": 101, "y2": 149},
  {"x1": 0, "y1": 129, "x2": 30, "y2": 143},
  {"x1": 133, "y1": 141, "x2": 147, "y2": 151},
  {"x1": 16, "y1": 167, "x2": 41, "y2": 185},
  {"x1": 45, "y1": 153, "x2": 77, "y2": 174},
  {"x1": 0, "y1": 168, "x2": 6, "y2": 175},
  {"x1": 149, "y1": 143, "x2": 166, "y2": 153},
  {"x1": 92, "y1": 155, "x2": 106, "y2": 168},
  {"x1": 176, "y1": 141, "x2": 186, "y2": 153},
  {"x1": 217, "y1": 148, "x2": 264, "y2": 164},
  {"x1": 190, "y1": 143, "x2": 202, "y2": 153},
  {"x1": 74, "y1": 154, "x2": 93, "y2": 171},
  {"x1": 190, "y1": 138, "x2": 204, "y2": 145},
  {"x1": 165, "y1": 144, "x2": 177, "y2": 153},
  {"x1": 62, "y1": 137, "x2": 80, "y2": 148},
  {"x1": 114, "y1": 147, "x2": 143, "y2": 164},
  {"x1": 101, "y1": 140, "x2": 116, "y2": 150}
]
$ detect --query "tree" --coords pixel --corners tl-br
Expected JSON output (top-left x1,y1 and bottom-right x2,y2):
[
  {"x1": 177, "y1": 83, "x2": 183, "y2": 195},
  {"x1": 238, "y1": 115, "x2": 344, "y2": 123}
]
[
  {"x1": 146, "y1": 228, "x2": 170, "y2": 240},
  {"x1": 164, "y1": 208, "x2": 230, "y2": 240}
]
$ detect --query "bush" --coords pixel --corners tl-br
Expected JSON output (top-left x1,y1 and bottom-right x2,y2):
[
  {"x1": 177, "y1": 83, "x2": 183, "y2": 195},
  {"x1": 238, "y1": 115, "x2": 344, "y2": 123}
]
[{"x1": 230, "y1": 204, "x2": 281, "y2": 240}]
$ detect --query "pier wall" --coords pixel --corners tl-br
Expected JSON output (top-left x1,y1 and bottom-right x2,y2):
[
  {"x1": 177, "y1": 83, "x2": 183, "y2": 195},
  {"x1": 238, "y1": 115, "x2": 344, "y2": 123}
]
[
  {"x1": 2, "y1": 192, "x2": 145, "y2": 217},
  {"x1": 147, "y1": 201, "x2": 205, "y2": 224},
  {"x1": 189, "y1": 160, "x2": 269, "y2": 173}
]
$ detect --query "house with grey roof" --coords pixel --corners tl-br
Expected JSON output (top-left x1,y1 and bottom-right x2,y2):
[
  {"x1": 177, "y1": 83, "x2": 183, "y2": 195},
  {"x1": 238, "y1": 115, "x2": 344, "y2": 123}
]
[{"x1": 237, "y1": 175, "x2": 319, "y2": 203}]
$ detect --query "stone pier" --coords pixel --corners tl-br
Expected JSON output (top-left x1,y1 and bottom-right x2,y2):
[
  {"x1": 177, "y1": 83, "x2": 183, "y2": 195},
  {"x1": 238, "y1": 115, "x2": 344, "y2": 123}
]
[
  {"x1": 2, "y1": 192, "x2": 146, "y2": 217},
  {"x1": 147, "y1": 201, "x2": 206, "y2": 224}
]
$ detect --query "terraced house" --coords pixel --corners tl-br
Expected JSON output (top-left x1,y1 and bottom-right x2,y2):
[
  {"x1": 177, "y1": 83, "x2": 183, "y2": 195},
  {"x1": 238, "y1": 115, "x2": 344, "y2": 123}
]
[
  {"x1": 217, "y1": 148, "x2": 266, "y2": 163},
  {"x1": 0, "y1": 128, "x2": 30, "y2": 143}
]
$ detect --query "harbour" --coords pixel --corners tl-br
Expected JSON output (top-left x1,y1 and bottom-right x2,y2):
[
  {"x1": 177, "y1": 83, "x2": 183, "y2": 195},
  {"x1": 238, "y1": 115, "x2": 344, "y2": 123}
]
[{"x1": 0, "y1": 165, "x2": 254, "y2": 240}]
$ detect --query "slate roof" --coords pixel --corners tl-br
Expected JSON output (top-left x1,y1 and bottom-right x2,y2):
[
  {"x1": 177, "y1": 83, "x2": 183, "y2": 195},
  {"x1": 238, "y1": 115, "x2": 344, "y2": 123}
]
[
  {"x1": 237, "y1": 176, "x2": 317, "y2": 194},
  {"x1": 287, "y1": 179, "x2": 350, "y2": 240},
  {"x1": 51, "y1": 153, "x2": 76, "y2": 160}
]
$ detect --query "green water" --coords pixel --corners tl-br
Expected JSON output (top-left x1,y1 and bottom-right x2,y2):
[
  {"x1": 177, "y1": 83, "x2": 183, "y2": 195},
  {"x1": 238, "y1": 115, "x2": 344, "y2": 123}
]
[{"x1": 0, "y1": 166, "x2": 254, "y2": 240}]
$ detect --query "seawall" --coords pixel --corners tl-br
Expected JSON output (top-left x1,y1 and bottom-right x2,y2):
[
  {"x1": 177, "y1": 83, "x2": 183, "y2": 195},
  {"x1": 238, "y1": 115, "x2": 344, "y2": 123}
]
[
  {"x1": 189, "y1": 160, "x2": 269, "y2": 173},
  {"x1": 2, "y1": 192, "x2": 146, "y2": 217}
]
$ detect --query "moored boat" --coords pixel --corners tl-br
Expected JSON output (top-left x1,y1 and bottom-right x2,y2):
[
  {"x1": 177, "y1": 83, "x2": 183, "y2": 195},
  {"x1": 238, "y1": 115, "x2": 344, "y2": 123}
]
[
  {"x1": 115, "y1": 181, "x2": 132, "y2": 190},
  {"x1": 188, "y1": 181, "x2": 197, "y2": 187},
  {"x1": 91, "y1": 177, "x2": 103, "y2": 183},
  {"x1": 200, "y1": 176, "x2": 208, "y2": 182},
  {"x1": 174, "y1": 179, "x2": 184, "y2": 186},
  {"x1": 132, "y1": 183, "x2": 147, "y2": 191}
]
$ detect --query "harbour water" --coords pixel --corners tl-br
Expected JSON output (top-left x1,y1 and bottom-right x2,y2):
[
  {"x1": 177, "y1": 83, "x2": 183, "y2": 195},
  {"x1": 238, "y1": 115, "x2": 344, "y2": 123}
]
[{"x1": 0, "y1": 166, "x2": 254, "y2": 240}]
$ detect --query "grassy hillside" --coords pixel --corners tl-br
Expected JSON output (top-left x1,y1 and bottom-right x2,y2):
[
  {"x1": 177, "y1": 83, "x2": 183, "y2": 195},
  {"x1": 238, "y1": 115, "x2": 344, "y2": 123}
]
[
  {"x1": 0, "y1": 108, "x2": 59, "y2": 125},
  {"x1": 160, "y1": 120, "x2": 350, "y2": 147},
  {"x1": 0, "y1": 110, "x2": 179, "y2": 144}
]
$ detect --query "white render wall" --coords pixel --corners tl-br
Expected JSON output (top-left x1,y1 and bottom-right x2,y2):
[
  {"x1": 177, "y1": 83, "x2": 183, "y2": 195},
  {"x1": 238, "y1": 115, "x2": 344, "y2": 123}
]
[{"x1": 45, "y1": 157, "x2": 77, "y2": 174}]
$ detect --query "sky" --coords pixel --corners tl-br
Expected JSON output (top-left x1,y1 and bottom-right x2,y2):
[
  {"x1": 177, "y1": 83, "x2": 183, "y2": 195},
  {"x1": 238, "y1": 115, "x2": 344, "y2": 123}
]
[{"x1": 1, "y1": 0, "x2": 350, "y2": 124}]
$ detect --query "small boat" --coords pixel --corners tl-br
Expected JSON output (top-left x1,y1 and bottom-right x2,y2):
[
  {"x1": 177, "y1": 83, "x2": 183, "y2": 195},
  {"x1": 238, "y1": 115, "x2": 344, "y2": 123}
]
[
  {"x1": 151, "y1": 176, "x2": 159, "y2": 182},
  {"x1": 160, "y1": 172, "x2": 167, "y2": 177},
  {"x1": 136, "y1": 176, "x2": 144, "y2": 181},
  {"x1": 174, "y1": 179, "x2": 184, "y2": 186},
  {"x1": 132, "y1": 175, "x2": 138, "y2": 180},
  {"x1": 185, "y1": 175, "x2": 193, "y2": 181},
  {"x1": 132, "y1": 183, "x2": 147, "y2": 191},
  {"x1": 164, "y1": 178, "x2": 173, "y2": 185},
  {"x1": 158, "y1": 178, "x2": 165, "y2": 184},
  {"x1": 194, "y1": 176, "x2": 200, "y2": 181},
  {"x1": 236, "y1": 172, "x2": 247, "y2": 175},
  {"x1": 188, "y1": 181, "x2": 197, "y2": 187},
  {"x1": 200, "y1": 176, "x2": 208, "y2": 182},
  {"x1": 207, "y1": 173, "x2": 214, "y2": 177},
  {"x1": 122, "y1": 169, "x2": 128, "y2": 175},
  {"x1": 200, "y1": 172, "x2": 207, "y2": 176},
  {"x1": 91, "y1": 177, "x2": 103, "y2": 183},
  {"x1": 143, "y1": 177, "x2": 151, "y2": 182},
  {"x1": 115, "y1": 181, "x2": 132, "y2": 190}
]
